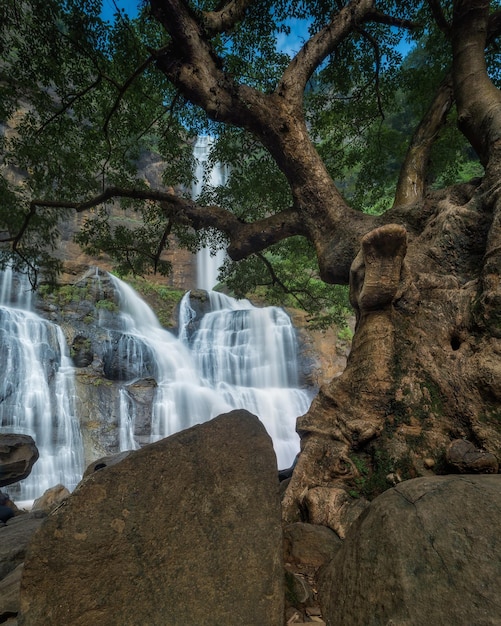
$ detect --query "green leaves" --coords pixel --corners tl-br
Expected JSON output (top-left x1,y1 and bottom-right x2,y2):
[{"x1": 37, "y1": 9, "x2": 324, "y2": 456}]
[
  {"x1": 0, "y1": 1, "x2": 493, "y2": 316},
  {"x1": 219, "y1": 237, "x2": 352, "y2": 329}
]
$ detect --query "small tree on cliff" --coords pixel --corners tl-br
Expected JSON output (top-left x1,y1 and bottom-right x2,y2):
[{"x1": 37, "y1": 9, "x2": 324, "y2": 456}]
[{"x1": 1, "y1": 1, "x2": 501, "y2": 521}]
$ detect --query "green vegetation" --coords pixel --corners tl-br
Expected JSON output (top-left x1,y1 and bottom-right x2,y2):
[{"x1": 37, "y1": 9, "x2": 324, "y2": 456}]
[
  {"x1": 95, "y1": 299, "x2": 119, "y2": 313},
  {"x1": 119, "y1": 275, "x2": 185, "y2": 328},
  {"x1": 69, "y1": 336, "x2": 91, "y2": 359},
  {"x1": 337, "y1": 326, "x2": 354, "y2": 342},
  {"x1": 220, "y1": 237, "x2": 353, "y2": 329},
  {"x1": 349, "y1": 450, "x2": 394, "y2": 501},
  {"x1": 38, "y1": 283, "x2": 91, "y2": 306},
  {"x1": 349, "y1": 447, "x2": 419, "y2": 501},
  {"x1": 0, "y1": 0, "x2": 492, "y2": 327}
]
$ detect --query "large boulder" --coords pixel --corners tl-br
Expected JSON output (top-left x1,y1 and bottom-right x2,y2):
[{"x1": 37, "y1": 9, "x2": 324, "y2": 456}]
[
  {"x1": 0, "y1": 435, "x2": 39, "y2": 487},
  {"x1": 319, "y1": 475, "x2": 501, "y2": 626},
  {"x1": 19, "y1": 410, "x2": 284, "y2": 626}
]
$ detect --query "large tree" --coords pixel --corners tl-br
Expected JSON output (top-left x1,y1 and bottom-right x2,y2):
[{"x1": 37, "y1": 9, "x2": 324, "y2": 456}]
[{"x1": 1, "y1": 0, "x2": 501, "y2": 524}]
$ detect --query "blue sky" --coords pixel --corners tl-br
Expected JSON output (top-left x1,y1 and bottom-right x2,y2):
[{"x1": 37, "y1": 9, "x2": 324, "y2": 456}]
[
  {"x1": 100, "y1": 2, "x2": 410, "y2": 59},
  {"x1": 100, "y1": 1, "x2": 314, "y2": 59},
  {"x1": 100, "y1": 0, "x2": 139, "y2": 22}
]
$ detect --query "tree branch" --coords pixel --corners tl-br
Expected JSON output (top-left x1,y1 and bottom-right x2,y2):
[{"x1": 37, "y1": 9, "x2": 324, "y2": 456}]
[
  {"x1": 149, "y1": 0, "x2": 265, "y2": 130},
  {"x1": 426, "y1": 0, "x2": 451, "y2": 36},
  {"x1": 255, "y1": 252, "x2": 317, "y2": 310},
  {"x1": 35, "y1": 77, "x2": 103, "y2": 137},
  {"x1": 395, "y1": 2, "x2": 501, "y2": 207},
  {"x1": 487, "y1": 10, "x2": 501, "y2": 43},
  {"x1": 103, "y1": 55, "x2": 157, "y2": 137},
  {"x1": 201, "y1": 0, "x2": 252, "y2": 35},
  {"x1": 452, "y1": 0, "x2": 501, "y2": 167},
  {"x1": 393, "y1": 71, "x2": 454, "y2": 207},
  {"x1": 355, "y1": 27, "x2": 384, "y2": 120},
  {"x1": 28, "y1": 187, "x2": 307, "y2": 262},
  {"x1": 278, "y1": 0, "x2": 374, "y2": 102},
  {"x1": 147, "y1": 0, "x2": 375, "y2": 282},
  {"x1": 153, "y1": 220, "x2": 172, "y2": 273},
  {"x1": 362, "y1": 8, "x2": 418, "y2": 31}
]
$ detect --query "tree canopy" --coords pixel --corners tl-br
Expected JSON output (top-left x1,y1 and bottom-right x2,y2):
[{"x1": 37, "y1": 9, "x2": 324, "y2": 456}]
[{"x1": 0, "y1": 0, "x2": 499, "y2": 308}]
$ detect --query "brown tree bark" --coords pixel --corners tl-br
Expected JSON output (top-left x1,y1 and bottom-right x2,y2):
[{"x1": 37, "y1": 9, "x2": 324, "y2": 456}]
[
  {"x1": 393, "y1": 72, "x2": 454, "y2": 208},
  {"x1": 148, "y1": 0, "x2": 379, "y2": 282},
  {"x1": 283, "y1": 0, "x2": 501, "y2": 527}
]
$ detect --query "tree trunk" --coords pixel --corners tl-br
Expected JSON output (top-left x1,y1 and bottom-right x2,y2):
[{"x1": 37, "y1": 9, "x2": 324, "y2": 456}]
[
  {"x1": 282, "y1": 0, "x2": 501, "y2": 528},
  {"x1": 283, "y1": 178, "x2": 501, "y2": 524}
]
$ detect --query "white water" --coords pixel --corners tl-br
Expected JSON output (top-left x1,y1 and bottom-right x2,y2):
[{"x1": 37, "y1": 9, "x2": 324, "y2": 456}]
[
  {"x1": 192, "y1": 136, "x2": 228, "y2": 291},
  {"x1": 0, "y1": 263, "x2": 310, "y2": 500},
  {"x1": 0, "y1": 268, "x2": 84, "y2": 499},
  {"x1": 0, "y1": 136, "x2": 311, "y2": 498},
  {"x1": 110, "y1": 276, "x2": 311, "y2": 469}
]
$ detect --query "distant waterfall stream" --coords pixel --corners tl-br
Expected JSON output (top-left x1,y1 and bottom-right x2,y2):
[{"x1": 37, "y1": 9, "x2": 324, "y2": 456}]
[{"x1": 192, "y1": 136, "x2": 228, "y2": 291}]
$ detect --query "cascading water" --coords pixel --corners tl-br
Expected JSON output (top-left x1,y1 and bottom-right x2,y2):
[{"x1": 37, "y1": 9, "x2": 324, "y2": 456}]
[
  {"x1": 105, "y1": 274, "x2": 231, "y2": 448},
  {"x1": 110, "y1": 275, "x2": 311, "y2": 469},
  {"x1": 179, "y1": 291, "x2": 312, "y2": 467},
  {"x1": 0, "y1": 268, "x2": 84, "y2": 499},
  {"x1": 0, "y1": 263, "x2": 311, "y2": 496},
  {"x1": 0, "y1": 135, "x2": 312, "y2": 497},
  {"x1": 166, "y1": 134, "x2": 313, "y2": 467},
  {"x1": 192, "y1": 136, "x2": 228, "y2": 291}
]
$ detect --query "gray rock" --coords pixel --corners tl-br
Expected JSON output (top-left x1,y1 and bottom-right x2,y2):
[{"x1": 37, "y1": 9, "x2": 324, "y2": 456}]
[
  {"x1": 0, "y1": 512, "x2": 56, "y2": 622},
  {"x1": 446, "y1": 438, "x2": 499, "y2": 473},
  {"x1": 319, "y1": 475, "x2": 501, "y2": 626},
  {"x1": 0, "y1": 564, "x2": 23, "y2": 617},
  {"x1": 0, "y1": 435, "x2": 39, "y2": 488},
  {"x1": 0, "y1": 512, "x2": 46, "y2": 580},
  {"x1": 19, "y1": 410, "x2": 284, "y2": 626},
  {"x1": 284, "y1": 522, "x2": 342, "y2": 570}
]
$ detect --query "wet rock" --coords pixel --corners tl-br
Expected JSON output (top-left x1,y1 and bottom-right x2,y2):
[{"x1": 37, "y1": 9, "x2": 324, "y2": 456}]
[
  {"x1": 446, "y1": 438, "x2": 499, "y2": 473},
  {"x1": 0, "y1": 435, "x2": 39, "y2": 488},
  {"x1": 319, "y1": 475, "x2": 501, "y2": 626}
]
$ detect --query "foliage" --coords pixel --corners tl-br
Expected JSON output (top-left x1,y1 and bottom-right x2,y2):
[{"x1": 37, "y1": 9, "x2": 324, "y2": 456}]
[
  {"x1": 0, "y1": 0, "x2": 499, "y2": 315},
  {"x1": 95, "y1": 298, "x2": 119, "y2": 312},
  {"x1": 219, "y1": 237, "x2": 352, "y2": 328},
  {"x1": 38, "y1": 283, "x2": 91, "y2": 305},
  {"x1": 119, "y1": 274, "x2": 185, "y2": 327}
]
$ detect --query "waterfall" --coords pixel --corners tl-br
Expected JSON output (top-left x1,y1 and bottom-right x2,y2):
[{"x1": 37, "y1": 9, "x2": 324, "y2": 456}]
[
  {"x1": 192, "y1": 136, "x2": 228, "y2": 290},
  {"x1": 0, "y1": 134, "x2": 312, "y2": 496},
  {"x1": 110, "y1": 275, "x2": 311, "y2": 469},
  {"x1": 0, "y1": 265, "x2": 311, "y2": 497},
  {"x1": 179, "y1": 136, "x2": 311, "y2": 466},
  {"x1": 0, "y1": 268, "x2": 84, "y2": 500},
  {"x1": 179, "y1": 291, "x2": 311, "y2": 467},
  {"x1": 111, "y1": 276, "x2": 311, "y2": 468},
  {"x1": 106, "y1": 274, "x2": 231, "y2": 447}
]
